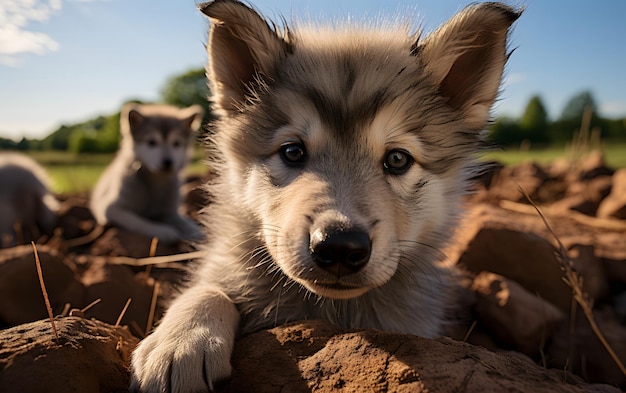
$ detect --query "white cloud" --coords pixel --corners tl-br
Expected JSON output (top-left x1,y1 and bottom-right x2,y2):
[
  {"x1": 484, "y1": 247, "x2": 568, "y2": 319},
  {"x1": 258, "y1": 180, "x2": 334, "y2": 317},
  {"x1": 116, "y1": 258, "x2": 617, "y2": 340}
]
[
  {"x1": 0, "y1": 0, "x2": 62, "y2": 64},
  {"x1": 600, "y1": 101, "x2": 626, "y2": 118}
]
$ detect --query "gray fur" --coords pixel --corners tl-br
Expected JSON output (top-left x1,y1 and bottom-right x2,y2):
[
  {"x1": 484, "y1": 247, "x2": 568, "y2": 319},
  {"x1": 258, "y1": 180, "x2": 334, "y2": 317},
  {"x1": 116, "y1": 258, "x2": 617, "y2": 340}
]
[
  {"x1": 90, "y1": 103, "x2": 204, "y2": 244},
  {"x1": 0, "y1": 152, "x2": 59, "y2": 247},
  {"x1": 131, "y1": 1, "x2": 520, "y2": 391}
]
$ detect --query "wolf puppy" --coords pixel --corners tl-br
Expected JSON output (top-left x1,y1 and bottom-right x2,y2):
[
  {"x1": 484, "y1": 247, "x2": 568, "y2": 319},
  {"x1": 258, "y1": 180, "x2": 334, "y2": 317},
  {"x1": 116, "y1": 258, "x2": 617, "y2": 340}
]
[
  {"x1": 90, "y1": 103, "x2": 203, "y2": 244},
  {"x1": 131, "y1": 1, "x2": 520, "y2": 391},
  {"x1": 0, "y1": 153, "x2": 59, "y2": 247}
]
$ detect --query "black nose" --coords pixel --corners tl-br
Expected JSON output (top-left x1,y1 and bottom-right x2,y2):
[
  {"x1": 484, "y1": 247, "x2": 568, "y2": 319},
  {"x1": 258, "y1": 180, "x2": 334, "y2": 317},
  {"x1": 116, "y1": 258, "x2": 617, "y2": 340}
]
[
  {"x1": 162, "y1": 158, "x2": 173, "y2": 171},
  {"x1": 311, "y1": 229, "x2": 371, "y2": 277}
]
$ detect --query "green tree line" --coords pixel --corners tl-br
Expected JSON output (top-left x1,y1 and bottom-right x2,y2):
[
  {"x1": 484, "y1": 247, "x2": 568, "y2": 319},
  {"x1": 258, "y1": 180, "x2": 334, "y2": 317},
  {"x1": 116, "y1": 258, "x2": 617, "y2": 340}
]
[
  {"x1": 1, "y1": 73, "x2": 624, "y2": 153},
  {"x1": 0, "y1": 68, "x2": 212, "y2": 153},
  {"x1": 489, "y1": 91, "x2": 626, "y2": 147}
]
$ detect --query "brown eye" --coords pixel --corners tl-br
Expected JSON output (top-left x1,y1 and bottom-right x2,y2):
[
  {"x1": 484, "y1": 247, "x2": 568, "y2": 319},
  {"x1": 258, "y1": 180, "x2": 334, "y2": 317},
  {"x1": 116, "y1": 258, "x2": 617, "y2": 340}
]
[
  {"x1": 280, "y1": 143, "x2": 306, "y2": 167},
  {"x1": 147, "y1": 139, "x2": 158, "y2": 147},
  {"x1": 383, "y1": 149, "x2": 413, "y2": 175}
]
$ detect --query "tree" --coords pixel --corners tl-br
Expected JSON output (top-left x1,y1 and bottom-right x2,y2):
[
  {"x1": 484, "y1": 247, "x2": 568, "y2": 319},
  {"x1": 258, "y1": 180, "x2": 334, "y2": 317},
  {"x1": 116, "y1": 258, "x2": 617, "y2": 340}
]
[
  {"x1": 160, "y1": 68, "x2": 213, "y2": 123},
  {"x1": 488, "y1": 116, "x2": 523, "y2": 147},
  {"x1": 519, "y1": 95, "x2": 549, "y2": 144},
  {"x1": 551, "y1": 90, "x2": 602, "y2": 143},
  {"x1": 560, "y1": 91, "x2": 597, "y2": 121}
]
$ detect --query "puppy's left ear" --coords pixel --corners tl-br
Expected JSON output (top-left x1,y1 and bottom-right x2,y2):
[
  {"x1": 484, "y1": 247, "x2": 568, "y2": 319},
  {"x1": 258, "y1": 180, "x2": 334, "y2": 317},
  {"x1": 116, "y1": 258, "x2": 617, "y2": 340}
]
[
  {"x1": 198, "y1": 0, "x2": 291, "y2": 115},
  {"x1": 180, "y1": 105, "x2": 204, "y2": 131},
  {"x1": 418, "y1": 3, "x2": 521, "y2": 129}
]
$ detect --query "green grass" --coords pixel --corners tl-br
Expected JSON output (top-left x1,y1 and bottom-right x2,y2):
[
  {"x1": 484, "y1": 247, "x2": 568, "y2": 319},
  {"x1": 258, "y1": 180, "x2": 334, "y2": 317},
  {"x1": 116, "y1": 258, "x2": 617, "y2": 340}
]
[
  {"x1": 26, "y1": 141, "x2": 626, "y2": 194},
  {"x1": 26, "y1": 151, "x2": 210, "y2": 195},
  {"x1": 484, "y1": 140, "x2": 626, "y2": 169}
]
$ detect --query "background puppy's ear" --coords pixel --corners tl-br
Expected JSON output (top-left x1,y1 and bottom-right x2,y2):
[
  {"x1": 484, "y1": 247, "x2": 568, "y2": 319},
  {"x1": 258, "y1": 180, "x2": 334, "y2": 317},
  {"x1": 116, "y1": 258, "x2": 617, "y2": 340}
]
[
  {"x1": 180, "y1": 105, "x2": 204, "y2": 132},
  {"x1": 199, "y1": 0, "x2": 291, "y2": 114},
  {"x1": 418, "y1": 3, "x2": 521, "y2": 129},
  {"x1": 120, "y1": 103, "x2": 143, "y2": 138}
]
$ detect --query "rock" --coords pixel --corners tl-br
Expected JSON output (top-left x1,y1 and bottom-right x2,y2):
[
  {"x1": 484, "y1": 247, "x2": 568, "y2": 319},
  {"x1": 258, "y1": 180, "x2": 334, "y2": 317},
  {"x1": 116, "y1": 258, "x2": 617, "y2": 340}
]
[
  {"x1": 451, "y1": 204, "x2": 622, "y2": 313},
  {"x1": 576, "y1": 151, "x2": 614, "y2": 181},
  {"x1": 597, "y1": 168, "x2": 626, "y2": 219},
  {"x1": 568, "y1": 244, "x2": 610, "y2": 302},
  {"x1": 0, "y1": 317, "x2": 139, "y2": 393},
  {"x1": 453, "y1": 211, "x2": 573, "y2": 312},
  {"x1": 217, "y1": 320, "x2": 619, "y2": 393},
  {"x1": 552, "y1": 176, "x2": 612, "y2": 216},
  {"x1": 488, "y1": 161, "x2": 553, "y2": 203},
  {"x1": 470, "y1": 272, "x2": 564, "y2": 356},
  {"x1": 56, "y1": 201, "x2": 96, "y2": 242},
  {"x1": 81, "y1": 260, "x2": 158, "y2": 337},
  {"x1": 547, "y1": 307, "x2": 626, "y2": 388},
  {"x1": 90, "y1": 227, "x2": 182, "y2": 258},
  {"x1": 0, "y1": 244, "x2": 86, "y2": 326}
]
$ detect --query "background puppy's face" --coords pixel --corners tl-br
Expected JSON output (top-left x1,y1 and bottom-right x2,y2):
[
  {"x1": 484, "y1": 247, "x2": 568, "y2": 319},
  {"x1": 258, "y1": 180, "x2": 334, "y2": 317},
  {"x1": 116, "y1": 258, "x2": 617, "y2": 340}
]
[
  {"x1": 121, "y1": 104, "x2": 203, "y2": 174},
  {"x1": 131, "y1": 123, "x2": 189, "y2": 173}
]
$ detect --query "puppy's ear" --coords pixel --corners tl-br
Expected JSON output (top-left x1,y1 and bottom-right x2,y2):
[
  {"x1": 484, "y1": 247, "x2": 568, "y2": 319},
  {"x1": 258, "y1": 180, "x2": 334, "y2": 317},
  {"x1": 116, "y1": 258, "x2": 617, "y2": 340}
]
[
  {"x1": 180, "y1": 105, "x2": 204, "y2": 131},
  {"x1": 120, "y1": 103, "x2": 144, "y2": 137},
  {"x1": 199, "y1": 0, "x2": 291, "y2": 115},
  {"x1": 418, "y1": 3, "x2": 521, "y2": 129}
]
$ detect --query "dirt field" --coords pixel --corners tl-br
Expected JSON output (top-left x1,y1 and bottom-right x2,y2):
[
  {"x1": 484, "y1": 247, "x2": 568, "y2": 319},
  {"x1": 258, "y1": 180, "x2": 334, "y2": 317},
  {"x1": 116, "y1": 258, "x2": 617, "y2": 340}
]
[{"x1": 1, "y1": 153, "x2": 625, "y2": 392}]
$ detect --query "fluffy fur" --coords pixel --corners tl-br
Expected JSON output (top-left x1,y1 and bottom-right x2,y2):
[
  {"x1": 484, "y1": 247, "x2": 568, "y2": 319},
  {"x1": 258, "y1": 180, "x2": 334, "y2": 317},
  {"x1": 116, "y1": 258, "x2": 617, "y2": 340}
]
[
  {"x1": 131, "y1": 1, "x2": 520, "y2": 391},
  {"x1": 90, "y1": 103, "x2": 204, "y2": 244},
  {"x1": 0, "y1": 152, "x2": 59, "y2": 247}
]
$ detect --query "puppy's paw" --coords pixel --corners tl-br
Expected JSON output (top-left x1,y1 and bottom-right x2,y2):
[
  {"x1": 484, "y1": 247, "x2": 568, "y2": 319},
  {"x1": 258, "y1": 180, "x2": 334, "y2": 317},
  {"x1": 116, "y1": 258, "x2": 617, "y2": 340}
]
[{"x1": 130, "y1": 327, "x2": 233, "y2": 393}]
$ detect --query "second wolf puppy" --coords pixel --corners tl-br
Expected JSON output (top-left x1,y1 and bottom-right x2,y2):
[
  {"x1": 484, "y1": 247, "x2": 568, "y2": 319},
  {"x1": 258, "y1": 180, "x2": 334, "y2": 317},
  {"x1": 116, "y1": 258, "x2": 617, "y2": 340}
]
[
  {"x1": 90, "y1": 103, "x2": 204, "y2": 243},
  {"x1": 0, "y1": 152, "x2": 59, "y2": 247},
  {"x1": 131, "y1": 1, "x2": 521, "y2": 391}
]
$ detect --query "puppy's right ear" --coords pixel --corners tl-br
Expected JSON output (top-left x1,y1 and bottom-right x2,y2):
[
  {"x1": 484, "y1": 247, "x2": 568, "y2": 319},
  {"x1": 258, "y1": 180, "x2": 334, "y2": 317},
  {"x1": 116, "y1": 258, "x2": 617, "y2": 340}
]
[{"x1": 199, "y1": 0, "x2": 291, "y2": 115}]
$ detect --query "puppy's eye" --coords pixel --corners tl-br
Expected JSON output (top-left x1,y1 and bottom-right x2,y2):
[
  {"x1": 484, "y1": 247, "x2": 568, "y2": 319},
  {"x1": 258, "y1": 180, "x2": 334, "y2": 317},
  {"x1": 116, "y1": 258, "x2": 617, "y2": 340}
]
[
  {"x1": 279, "y1": 143, "x2": 306, "y2": 167},
  {"x1": 383, "y1": 149, "x2": 413, "y2": 175},
  {"x1": 147, "y1": 139, "x2": 158, "y2": 147}
]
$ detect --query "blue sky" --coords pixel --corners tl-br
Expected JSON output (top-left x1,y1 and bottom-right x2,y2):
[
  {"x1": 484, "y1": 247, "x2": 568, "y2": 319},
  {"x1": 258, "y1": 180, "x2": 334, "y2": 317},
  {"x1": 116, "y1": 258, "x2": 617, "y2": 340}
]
[{"x1": 1, "y1": 0, "x2": 625, "y2": 141}]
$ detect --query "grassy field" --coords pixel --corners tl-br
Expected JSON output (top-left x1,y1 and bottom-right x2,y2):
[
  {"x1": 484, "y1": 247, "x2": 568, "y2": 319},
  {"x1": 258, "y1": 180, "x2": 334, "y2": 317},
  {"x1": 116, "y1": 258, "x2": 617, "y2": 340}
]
[
  {"x1": 25, "y1": 150, "x2": 210, "y2": 194},
  {"x1": 22, "y1": 141, "x2": 626, "y2": 194},
  {"x1": 484, "y1": 140, "x2": 626, "y2": 168}
]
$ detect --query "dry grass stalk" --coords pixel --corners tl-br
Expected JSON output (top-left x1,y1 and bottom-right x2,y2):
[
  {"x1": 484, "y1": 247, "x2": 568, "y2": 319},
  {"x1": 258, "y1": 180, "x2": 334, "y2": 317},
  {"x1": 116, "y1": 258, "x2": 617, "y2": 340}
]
[
  {"x1": 81, "y1": 298, "x2": 102, "y2": 313},
  {"x1": 115, "y1": 298, "x2": 132, "y2": 328},
  {"x1": 518, "y1": 184, "x2": 626, "y2": 377},
  {"x1": 499, "y1": 199, "x2": 626, "y2": 231},
  {"x1": 145, "y1": 281, "x2": 161, "y2": 334},
  {"x1": 462, "y1": 320, "x2": 478, "y2": 343},
  {"x1": 63, "y1": 225, "x2": 105, "y2": 248},
  {"x1": 144, "y1": 237, "x2": 159, "y2": 277},
  {"x1": 93, "y1": 250, "x2": 206, "y2": 267},
  {"x1": 32, "y1": 241, "x2": 59, "y2": 342}
]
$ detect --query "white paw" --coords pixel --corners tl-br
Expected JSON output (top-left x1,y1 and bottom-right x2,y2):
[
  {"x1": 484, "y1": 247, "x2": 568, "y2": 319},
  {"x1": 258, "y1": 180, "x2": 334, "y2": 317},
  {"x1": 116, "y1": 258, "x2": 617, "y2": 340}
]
[{"x1": 130, "y1": 327, "x2": 233, "y2": 393}]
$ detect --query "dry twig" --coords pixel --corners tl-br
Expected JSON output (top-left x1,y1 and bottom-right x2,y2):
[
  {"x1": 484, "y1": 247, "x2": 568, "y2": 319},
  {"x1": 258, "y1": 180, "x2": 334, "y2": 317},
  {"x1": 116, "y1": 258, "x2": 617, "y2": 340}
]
[
  {"x1": 32, "y1": 242, "x2": 59, "y2": 341},
  {"x1": 145, "y1": 281, "x2": 160, "y2": 334},
  {"x1": 115, "y1": 298, "x2": 132, "y2": 328}
]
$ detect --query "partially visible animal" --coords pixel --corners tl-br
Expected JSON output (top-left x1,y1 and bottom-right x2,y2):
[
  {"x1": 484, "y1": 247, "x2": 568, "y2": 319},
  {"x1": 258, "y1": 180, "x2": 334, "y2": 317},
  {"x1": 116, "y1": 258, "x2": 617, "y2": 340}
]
[
  {"x1": 130, "y1": 1, "x2": 521, "y2": 391},
  {"x1": 90, "y1": 103, "x2": 204, "y2": 243},
  {"x1": 0, "y1": 153, "x2": 59, "y2": 247}
]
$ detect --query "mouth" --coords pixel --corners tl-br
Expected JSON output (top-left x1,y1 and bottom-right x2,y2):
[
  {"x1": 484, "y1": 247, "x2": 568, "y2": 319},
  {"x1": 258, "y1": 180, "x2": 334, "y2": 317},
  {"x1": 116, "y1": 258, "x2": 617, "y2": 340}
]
[{"x1": 306, "y1": 280, "x2": 371, "y2": 299}]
